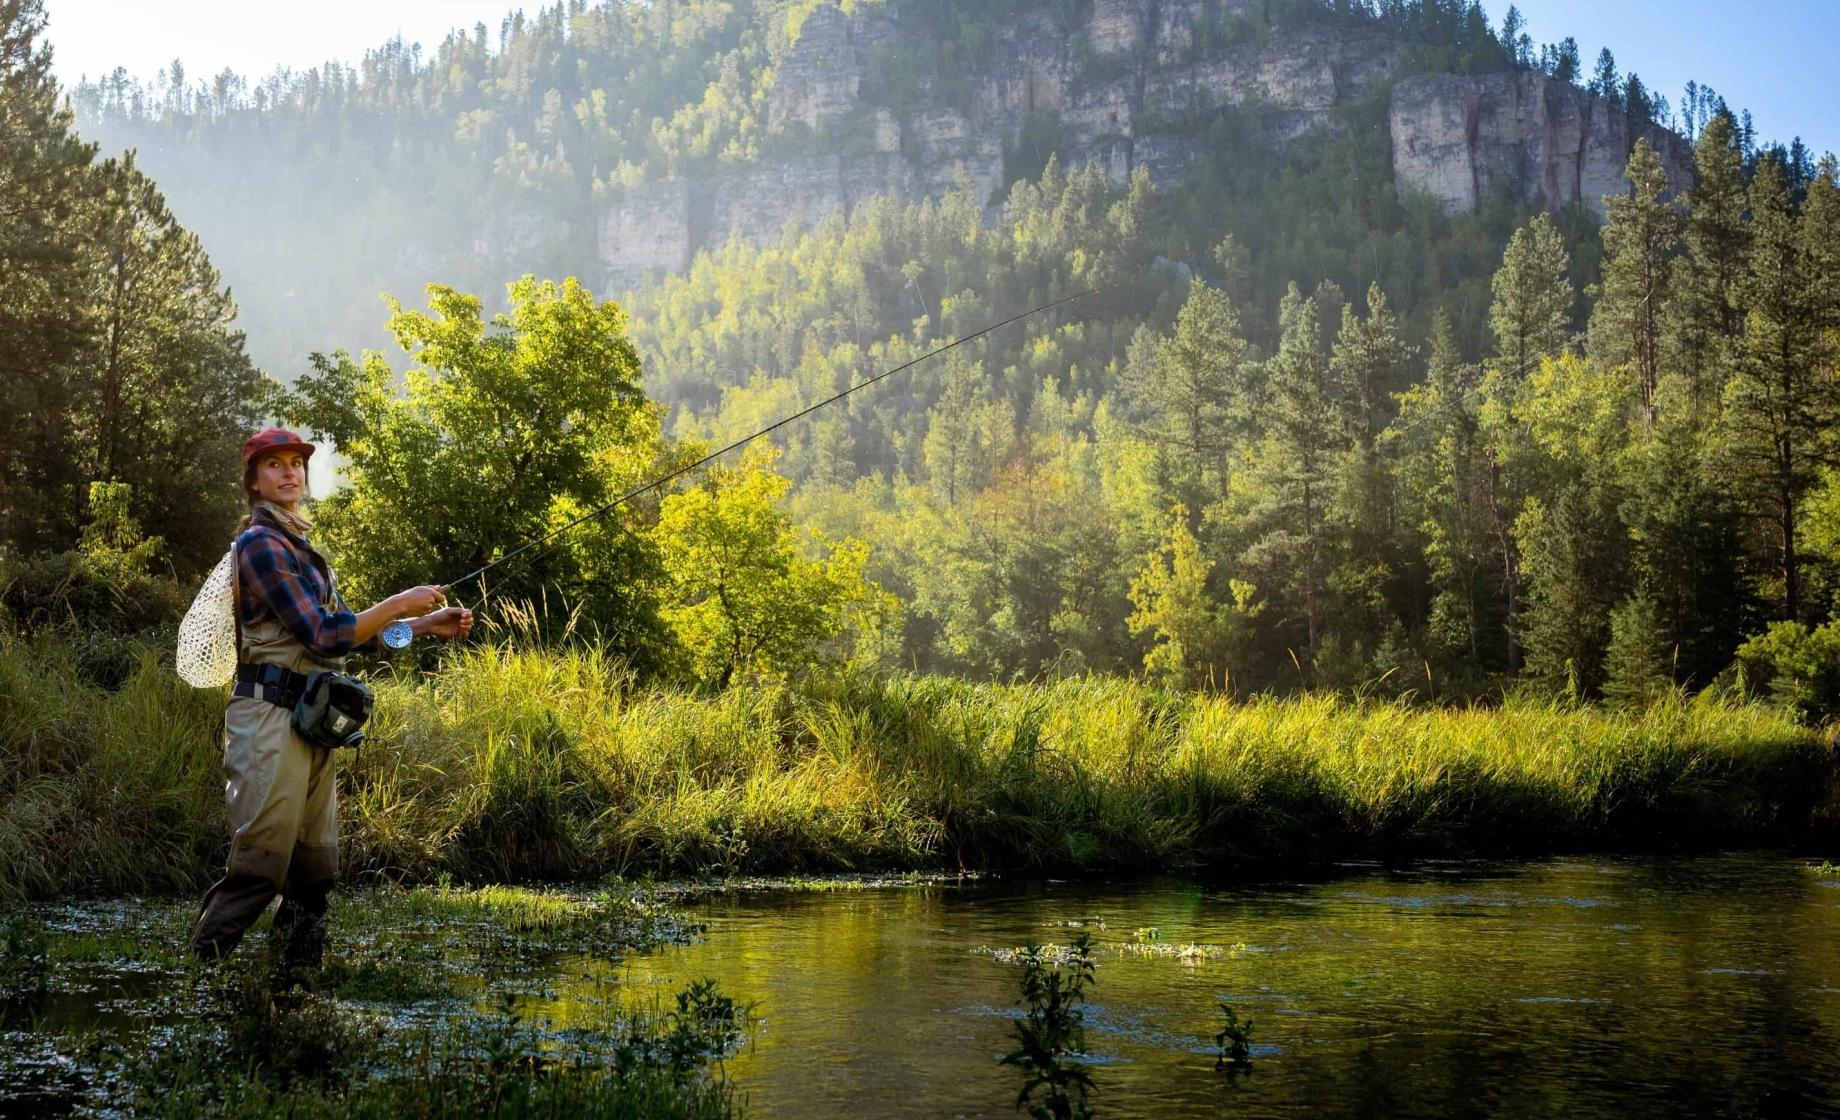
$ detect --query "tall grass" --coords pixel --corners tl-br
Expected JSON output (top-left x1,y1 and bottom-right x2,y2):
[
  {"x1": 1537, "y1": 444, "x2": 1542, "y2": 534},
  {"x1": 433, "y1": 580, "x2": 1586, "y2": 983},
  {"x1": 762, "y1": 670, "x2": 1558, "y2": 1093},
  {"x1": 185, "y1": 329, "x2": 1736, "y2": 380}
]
[{"x1": 3, "y1": 627, "x2": 1835, "y2": 901}]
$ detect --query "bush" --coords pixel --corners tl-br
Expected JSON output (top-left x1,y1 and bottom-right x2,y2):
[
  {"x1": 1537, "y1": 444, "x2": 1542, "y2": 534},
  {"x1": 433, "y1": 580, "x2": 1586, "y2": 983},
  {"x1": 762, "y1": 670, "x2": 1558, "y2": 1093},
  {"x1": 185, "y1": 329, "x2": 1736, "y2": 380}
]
[{"x1": 1736, "y1": 621, "x2": 1840, "y2": 722}]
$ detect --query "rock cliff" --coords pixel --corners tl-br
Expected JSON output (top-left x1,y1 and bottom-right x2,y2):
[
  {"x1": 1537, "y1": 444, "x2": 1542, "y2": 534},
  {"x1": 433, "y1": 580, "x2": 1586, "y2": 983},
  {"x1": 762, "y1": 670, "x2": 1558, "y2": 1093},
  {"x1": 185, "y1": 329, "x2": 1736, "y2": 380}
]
[{"x1": 598, "y1": 0, "x2": 1691, "y2": 292}]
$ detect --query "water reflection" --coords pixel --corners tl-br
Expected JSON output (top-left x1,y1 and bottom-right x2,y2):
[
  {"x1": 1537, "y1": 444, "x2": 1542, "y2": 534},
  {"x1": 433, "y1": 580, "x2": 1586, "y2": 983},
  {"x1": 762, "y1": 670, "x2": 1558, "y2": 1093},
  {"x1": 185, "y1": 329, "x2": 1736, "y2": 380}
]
[{"x1": 582, "y1": 855, "x2": 1840, "y2": 1118}]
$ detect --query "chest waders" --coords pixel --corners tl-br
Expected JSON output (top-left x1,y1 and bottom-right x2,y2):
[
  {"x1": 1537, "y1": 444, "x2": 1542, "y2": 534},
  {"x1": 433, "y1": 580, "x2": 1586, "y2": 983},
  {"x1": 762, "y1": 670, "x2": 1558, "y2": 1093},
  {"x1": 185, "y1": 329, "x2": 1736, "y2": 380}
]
[{"x1": 187, "y1": 534, "x2": 346, "y2": 968}]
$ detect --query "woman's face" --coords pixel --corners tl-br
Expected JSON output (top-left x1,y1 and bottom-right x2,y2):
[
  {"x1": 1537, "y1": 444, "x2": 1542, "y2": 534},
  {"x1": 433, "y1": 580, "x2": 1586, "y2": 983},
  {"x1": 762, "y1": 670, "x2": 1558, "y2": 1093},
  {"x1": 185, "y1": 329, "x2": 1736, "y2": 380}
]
[{"x1": 251, "y1": 450, "x2": 308, "y2": 510}]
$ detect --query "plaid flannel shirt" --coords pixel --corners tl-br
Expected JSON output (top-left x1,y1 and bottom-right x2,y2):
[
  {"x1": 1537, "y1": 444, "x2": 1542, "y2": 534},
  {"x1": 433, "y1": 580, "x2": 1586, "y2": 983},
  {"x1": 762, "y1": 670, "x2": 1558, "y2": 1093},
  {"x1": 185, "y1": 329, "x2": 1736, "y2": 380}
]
[{"x1": 235, "y1": 510, "x2": 372, "y2": 658}]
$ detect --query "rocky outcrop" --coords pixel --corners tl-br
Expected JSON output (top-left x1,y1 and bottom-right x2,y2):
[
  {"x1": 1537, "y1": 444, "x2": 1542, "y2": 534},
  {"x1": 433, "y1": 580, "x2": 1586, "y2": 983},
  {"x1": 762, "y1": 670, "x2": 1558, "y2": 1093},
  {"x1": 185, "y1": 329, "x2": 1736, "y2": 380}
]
[
  {"x1": 599, "y1": 179, "x2": 694, "y2": 292},
  {"x1": 598, "y1": 0, "x2": 1692, "y2": 291},
  {"x1": 1389, "y1": 72, "x2": 1695, "y2": 217}
]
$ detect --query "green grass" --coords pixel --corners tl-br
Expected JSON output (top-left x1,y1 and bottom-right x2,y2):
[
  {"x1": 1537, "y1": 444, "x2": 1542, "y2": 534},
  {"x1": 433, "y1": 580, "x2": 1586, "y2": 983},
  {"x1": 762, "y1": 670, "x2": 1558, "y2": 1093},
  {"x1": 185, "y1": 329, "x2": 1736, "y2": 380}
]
[{"x1": 3, "y1": 628, "x2": 1836, "y2": 901}]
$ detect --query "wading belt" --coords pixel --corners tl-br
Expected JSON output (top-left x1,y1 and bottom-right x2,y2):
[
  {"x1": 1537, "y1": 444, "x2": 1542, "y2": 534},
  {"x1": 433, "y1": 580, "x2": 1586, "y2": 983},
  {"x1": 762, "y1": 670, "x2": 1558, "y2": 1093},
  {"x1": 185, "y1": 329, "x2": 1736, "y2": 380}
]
[{"x1": 234, "y1": 662, "x2": 309, "y2": 708}]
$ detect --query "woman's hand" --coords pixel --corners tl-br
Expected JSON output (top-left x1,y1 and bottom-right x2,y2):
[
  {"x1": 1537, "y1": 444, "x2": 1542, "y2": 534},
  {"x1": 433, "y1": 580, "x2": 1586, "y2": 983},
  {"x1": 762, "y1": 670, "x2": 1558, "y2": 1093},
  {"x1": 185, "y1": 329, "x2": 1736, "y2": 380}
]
[
  {"x1": 392, "y1": 584, "x2": 447, "y2": 618},
  {"x1": 412, "y1": 606, "x2": 473, "y2": 640}
]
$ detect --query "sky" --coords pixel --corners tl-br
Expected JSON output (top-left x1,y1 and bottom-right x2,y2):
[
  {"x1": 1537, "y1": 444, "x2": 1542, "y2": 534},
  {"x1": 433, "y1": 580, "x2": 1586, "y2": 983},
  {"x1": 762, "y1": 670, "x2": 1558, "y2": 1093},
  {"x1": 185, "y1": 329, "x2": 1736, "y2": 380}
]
[
  {"x1": 1509, "y1": 0, "x2": 1837, "y2": 158},
  {"x1": 41, "y1": 0, "x2": 1839, "y2": 160}
]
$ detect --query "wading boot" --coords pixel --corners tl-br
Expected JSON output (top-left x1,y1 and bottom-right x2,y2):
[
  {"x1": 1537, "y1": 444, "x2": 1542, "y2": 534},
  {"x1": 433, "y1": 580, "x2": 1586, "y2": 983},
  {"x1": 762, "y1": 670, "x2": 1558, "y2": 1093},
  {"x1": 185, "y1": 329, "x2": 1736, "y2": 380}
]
[
  {"x1": 189, "y1": 873, "x2": 281, "y2": 961},
  {"x1": 270, "y1": 874, "x2": 332, "y2": 987}
]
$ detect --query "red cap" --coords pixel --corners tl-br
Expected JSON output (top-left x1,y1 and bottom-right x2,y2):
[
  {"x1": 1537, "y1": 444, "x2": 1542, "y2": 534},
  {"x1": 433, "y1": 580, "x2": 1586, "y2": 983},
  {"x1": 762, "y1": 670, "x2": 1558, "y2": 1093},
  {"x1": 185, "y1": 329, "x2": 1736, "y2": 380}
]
[{"x1": 242, "y1": 428, "x2": 318, "y2": 470}]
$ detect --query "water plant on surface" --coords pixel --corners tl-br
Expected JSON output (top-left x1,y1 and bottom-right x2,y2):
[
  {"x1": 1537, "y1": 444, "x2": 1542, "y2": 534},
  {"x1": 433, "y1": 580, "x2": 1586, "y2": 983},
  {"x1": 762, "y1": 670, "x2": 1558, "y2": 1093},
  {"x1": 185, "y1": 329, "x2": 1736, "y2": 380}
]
[
  {"x1": 999, "y1": 931, "x2": 1097, "y2": 1120},
  {"x1": 1215, "y1": 1002, "x2": 1255, "y2": 1070}
]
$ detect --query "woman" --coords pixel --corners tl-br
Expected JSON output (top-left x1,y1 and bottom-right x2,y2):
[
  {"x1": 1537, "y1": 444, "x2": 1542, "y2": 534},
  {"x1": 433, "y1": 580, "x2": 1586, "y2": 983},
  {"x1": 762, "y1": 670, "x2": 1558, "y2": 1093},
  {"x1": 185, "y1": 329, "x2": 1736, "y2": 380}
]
[{"x1": 188, "y1": 427, "x2": 473, "y2": 969}]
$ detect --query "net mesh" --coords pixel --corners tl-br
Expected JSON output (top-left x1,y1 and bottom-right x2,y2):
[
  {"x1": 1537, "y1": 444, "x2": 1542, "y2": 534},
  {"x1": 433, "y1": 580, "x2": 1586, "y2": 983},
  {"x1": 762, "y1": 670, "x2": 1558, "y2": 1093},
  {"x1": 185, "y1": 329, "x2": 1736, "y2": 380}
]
[{"x1": 176, "y1": 548, "x2": 237, "y2": 688}]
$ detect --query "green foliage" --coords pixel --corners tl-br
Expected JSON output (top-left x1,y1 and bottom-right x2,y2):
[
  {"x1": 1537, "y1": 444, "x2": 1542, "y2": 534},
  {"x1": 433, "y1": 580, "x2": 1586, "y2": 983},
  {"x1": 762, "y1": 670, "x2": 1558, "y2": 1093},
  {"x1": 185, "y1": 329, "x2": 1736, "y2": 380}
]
[
  {"x1": 0, "y1": 2, "x2": 262, "y2": 573},
  {"x1": 0, "y1": 482, "x2": 188, "y2": 652},
  {"x1": 1736, "y1": 622, "x2": 1840, "y2": 722},
  {"x1": 281, "y1": 276, "x2": 673, "y2": 660},
  {"x1": 1127, "y1": 505, "x2": 1262, "y2": 689},
  {"x1": 652, "y1": 447, "x2": 894, "y2": 687},
  {"x1": 1602, "y1": 592, "x2": 1673, "y2": 708},
  {"x1": 999, "y1": 932, "x2": 1097, "y2": 1120}
]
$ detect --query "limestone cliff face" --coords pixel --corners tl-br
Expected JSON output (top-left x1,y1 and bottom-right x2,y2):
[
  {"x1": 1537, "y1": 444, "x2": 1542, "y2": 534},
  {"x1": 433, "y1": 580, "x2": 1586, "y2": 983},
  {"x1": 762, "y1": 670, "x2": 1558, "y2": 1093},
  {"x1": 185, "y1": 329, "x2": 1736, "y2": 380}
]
[
  {"x1": 598, "y1": 0, "x2": 1687, "y2": 292},
  {"x1": 1389, "y1": 72, "x2": 1693, "y2": 217}
]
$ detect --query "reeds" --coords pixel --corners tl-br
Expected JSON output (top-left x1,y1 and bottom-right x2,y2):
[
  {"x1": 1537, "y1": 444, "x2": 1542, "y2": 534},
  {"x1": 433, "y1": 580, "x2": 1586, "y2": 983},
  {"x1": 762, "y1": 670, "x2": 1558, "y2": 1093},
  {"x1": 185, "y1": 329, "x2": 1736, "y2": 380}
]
[{"x1": 3, "y1": 627, "x2": 1833, "y2": 902}]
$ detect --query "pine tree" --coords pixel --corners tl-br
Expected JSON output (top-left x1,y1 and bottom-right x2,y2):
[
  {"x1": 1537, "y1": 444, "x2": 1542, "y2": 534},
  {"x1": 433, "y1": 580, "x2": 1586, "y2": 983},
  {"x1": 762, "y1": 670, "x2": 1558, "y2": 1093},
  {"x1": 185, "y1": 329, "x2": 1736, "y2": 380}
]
[
  {"x1": 1393, "y1": 310, "x2": 1497, "y2": 675},
  {"x1": 0, "y1": 0, "x2": 102, "y2": 554},
  {"x1": 1135, "y1": 281, "x2": 1250, "y2": 505},
  {"x1": 1589, "y1": 140, "x2": 1679, "y2": 423},
  {"x1": 1670, "y1": 113, "x2": 1749, "y2": 399},
  {"x1": 1488, "y1": 212, "x2": 1574, "y2": 381},
  {"x1": 1602, "y1": 592, "x2": 1672, "y2": 707},
  {"x1": 1249, "y1": 284, "x2": 1349, "y2": 655},
  {"x1": 1590, "y1": 48, "x2": 1619, "y2": 103},
  {"x1": 1481, "y1": 213, "x2": 1573, "y2": 673},
  {"x1": 1720, "y1": 155, "x2": 1839, "y2": 622},
  {"x1": 1621, "y1": 376, "x2": 1753, "y2": 688}
]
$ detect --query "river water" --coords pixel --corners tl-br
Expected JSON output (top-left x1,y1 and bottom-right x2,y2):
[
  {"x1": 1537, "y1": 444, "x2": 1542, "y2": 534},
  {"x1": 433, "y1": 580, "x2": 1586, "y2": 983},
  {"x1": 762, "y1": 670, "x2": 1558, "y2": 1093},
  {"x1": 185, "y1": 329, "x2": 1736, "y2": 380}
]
[{"x1": 586, "y1": 854, "x2": 1840, "y2": 1118}]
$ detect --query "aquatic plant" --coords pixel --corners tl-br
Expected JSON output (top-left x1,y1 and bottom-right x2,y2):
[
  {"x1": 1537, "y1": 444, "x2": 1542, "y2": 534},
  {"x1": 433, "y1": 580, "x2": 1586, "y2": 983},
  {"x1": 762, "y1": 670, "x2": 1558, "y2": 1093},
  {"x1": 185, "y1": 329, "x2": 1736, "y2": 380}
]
[
  {"x1": 999, "y1": 931, "x2": 1097, "y2": 1120},
  {"x1": 0, "y1": 911, "x2": 50, "y2": 997},
  {"x1": 1215, "y1": 1002, "x2": 1254, "y2": 1069}
]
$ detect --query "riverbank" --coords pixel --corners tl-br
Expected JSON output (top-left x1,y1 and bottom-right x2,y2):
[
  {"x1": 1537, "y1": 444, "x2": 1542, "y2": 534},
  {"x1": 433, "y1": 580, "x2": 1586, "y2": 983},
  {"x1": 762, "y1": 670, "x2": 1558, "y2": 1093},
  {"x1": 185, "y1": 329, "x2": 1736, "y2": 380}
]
[{"x1": 2, "y1": 631, "x2": 1835, "y2": 902}]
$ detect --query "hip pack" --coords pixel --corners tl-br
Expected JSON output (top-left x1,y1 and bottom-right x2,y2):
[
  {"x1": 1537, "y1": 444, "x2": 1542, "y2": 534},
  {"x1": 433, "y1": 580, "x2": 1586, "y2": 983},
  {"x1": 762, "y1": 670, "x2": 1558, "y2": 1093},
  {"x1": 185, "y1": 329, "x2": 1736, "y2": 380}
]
[{"x1": 234, "y1": 663, "x2": 373, "y2": 748}]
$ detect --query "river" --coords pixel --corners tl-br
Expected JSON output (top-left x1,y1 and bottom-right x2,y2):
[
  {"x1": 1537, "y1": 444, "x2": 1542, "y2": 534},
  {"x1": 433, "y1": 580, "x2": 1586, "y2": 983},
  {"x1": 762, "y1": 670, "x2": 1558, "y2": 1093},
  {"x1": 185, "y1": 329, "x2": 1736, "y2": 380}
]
[{"x1": 584, "y1": 854, "x2": 1840, "y2": 1118}]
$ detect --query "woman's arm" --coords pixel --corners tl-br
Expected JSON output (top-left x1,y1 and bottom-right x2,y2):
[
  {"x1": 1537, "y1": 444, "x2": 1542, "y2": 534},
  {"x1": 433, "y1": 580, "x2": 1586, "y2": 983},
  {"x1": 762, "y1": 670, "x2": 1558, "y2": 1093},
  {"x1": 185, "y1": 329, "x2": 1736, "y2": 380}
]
[
  {"x1": 353, "y1": 588, "x2": 446, "y2": 646},
  {"x1": 241, "y1": 529, "x2": 443, "y2": 656}
]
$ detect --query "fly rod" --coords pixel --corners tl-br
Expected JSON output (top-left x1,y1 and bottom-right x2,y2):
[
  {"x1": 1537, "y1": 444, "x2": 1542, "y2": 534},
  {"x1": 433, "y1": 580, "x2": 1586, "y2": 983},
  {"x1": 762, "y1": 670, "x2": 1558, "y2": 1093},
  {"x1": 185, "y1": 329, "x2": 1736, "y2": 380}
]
[{"x1": 441, "y1": 284, "x2": 1108, "y2": 595}]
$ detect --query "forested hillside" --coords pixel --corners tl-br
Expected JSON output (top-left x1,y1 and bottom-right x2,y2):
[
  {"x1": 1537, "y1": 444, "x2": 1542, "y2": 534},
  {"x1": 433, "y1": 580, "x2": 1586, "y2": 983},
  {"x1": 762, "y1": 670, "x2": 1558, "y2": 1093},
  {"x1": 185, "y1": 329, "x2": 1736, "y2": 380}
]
[
  {"x1": 15, "y1": 0, "x2": 1840, "y2": 707},
  {"x1": 68, "y1": 0, "x2": 1716, "y2": 379}
]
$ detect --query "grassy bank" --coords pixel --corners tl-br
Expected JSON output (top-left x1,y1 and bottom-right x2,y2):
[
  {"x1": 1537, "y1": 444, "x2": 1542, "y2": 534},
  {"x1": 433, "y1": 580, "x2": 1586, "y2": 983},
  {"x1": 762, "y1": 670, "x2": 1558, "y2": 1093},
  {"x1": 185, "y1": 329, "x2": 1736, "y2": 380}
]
[{"x1": 2, "y1": 630, "x2": 1835, "y2": 901}]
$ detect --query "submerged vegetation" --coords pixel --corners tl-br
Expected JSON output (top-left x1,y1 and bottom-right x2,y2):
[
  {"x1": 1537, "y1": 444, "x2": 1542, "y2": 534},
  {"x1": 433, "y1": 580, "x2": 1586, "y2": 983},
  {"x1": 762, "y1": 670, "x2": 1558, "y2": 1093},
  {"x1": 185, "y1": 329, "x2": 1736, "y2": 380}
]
[{"x1": 4, "y1": 625, "x2": 1833, "y2": 903}]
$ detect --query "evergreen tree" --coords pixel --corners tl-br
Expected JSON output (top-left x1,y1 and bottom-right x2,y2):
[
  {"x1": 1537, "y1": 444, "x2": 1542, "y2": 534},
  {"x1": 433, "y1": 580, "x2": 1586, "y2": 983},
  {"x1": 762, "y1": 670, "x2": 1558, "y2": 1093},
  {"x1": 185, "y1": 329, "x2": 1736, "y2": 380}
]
[
  {"x1": 1393, "y1": 310, "x2": 1497, "y2": 677},
  {"x1": 1590, "y1": 48, "x2": 1620, "y2": 103},
  {"x1": 1621, "y1": 376, "x2": 1753, "y2": 687},
  {"x1": 1481, "y1": 213, "x2": 1574, "y2": 673},
  {"x1": 1326, "y1": 283, "x2": 1413, "y2": 658},
  {"x1": 0, "y1": 0, "x2": 101, "y2": 555},
  {"x1": 1589, "y1": 140, "x2": 1679, "y2": 423},
  {"x1": 0, "y1": 1, "x2": 261, "y2": 570},
  {"x1": 1720, "y1": 156, "x2": 1838, "y2": 622},
  {"x1": 1670, "y1": 113, "x2": 1749, "y2": 399},
  {"x1": 1489, "y1": 212, "x2": 1574, "y2": 381},
  {"x1": 1133, "y1": 281, "x2": 1250, "y2": 506},
  {"x1": 1244, "y1": 285, "x2": 1349, "y2": 656},
  {"x1": 1602, "y1": 592, "x2": 1672, "y2": 707}
]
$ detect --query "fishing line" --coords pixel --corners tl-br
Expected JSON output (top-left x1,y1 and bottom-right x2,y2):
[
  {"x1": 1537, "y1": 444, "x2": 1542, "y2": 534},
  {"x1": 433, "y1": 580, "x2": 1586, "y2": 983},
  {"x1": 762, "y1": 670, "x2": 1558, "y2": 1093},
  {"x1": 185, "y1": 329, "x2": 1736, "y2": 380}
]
[{"x1": 441, "y1": 284, "x2": 1109, "y2": 599}]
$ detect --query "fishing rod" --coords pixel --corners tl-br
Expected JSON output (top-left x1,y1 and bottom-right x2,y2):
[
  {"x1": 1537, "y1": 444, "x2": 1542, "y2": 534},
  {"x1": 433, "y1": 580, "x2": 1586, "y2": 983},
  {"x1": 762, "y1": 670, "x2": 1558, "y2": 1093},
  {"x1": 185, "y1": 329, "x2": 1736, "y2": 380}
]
[{"x1": 439, "y1": 284, "x2": 1108, "y2": 597}]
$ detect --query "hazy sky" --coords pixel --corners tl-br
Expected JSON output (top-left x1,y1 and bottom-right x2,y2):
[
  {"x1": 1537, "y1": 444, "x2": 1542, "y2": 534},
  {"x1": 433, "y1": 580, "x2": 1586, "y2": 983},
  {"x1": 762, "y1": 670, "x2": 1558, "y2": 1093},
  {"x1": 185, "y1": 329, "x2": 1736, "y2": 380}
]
[{"x1": 41, "y1": 0, "x2": 1838, "y2": 158}]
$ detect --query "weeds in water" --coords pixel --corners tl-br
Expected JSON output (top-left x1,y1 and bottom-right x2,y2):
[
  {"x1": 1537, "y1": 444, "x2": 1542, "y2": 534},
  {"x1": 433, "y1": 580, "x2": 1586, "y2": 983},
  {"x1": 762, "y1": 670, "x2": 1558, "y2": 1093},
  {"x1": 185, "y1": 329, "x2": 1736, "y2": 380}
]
[
  {"x1": 618, "y1": 978, "x2": 751, "y2": 1078},
  {"x1": 115, "y1": 965, "x2": 747, "y2": 1119},
  {"x1": 1215, "y1": 1002, "x2": 1254, "y2": 1070},
  {"x1": 1807, "y1": 861, "x2": 1839, "y2": 876},
  {"x1": 999, "y1": 931, "x2": 1097, "y2": 1120},
  {"x1": 0, "y1": 911, "x2": 50, "y2": 998}
]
